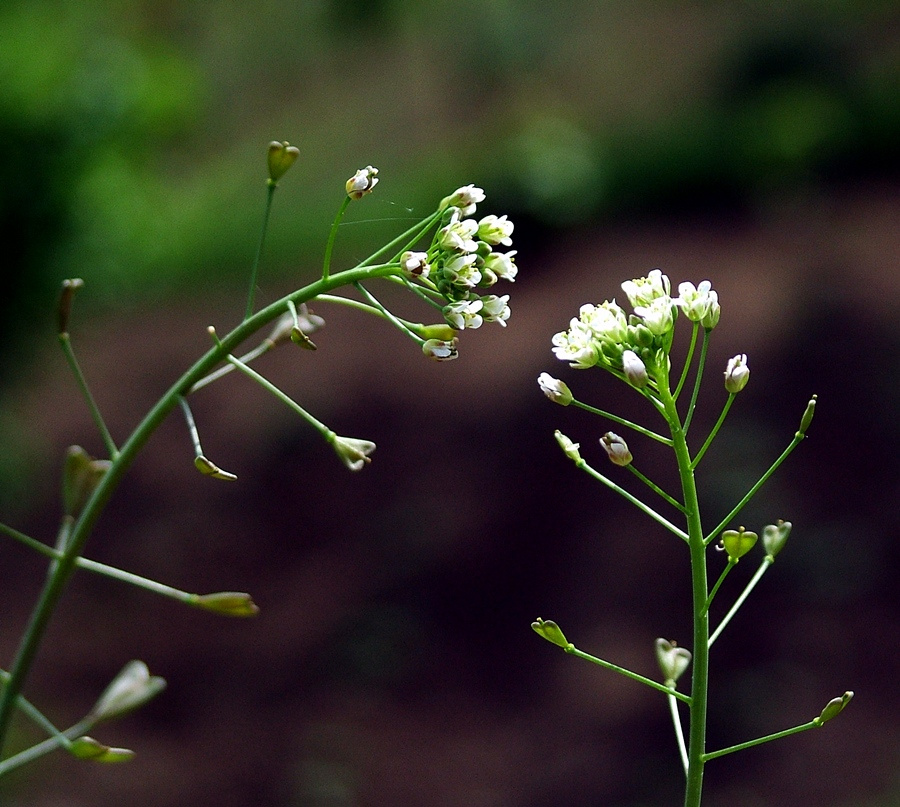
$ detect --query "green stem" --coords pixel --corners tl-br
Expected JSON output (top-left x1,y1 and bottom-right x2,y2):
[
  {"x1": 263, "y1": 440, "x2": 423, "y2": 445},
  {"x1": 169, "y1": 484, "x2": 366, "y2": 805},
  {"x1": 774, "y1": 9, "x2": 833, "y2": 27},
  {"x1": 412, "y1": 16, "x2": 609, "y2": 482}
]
[
  {"x1": 673, "y1": 323, "x2": 699, "y2": 401},
  {"x1": 352, "y1": 282, "x2": 424, "y2": 344},
  {"x1": 626, "y1": 464, "x2": 686, "y2": 513},
  {"x1": 0, "y1": 718, "x2": 94, "y2": 777},
  {"x1": 702, "y1": 558, "x2": 736, "y2": 616},
  {"x1": 702, "y1": 719, "x2": 818, "y2": 761},
  {"x1": 682, "y1": 329, "x2": 710, "y2": 435},
  {"x1": 571, "y1": 399, "x2": 672, "y2": 445},
  {"x1": 245, "y1": 182, "x2": 277, "y2": 320},
  {"x1": 690, "y1": 394, "x2": 734, "y2": 470},
  {"x1": 565, "y1": 645, "x2": 691, "y2": 704},
  {"x1": 709, "y1": 558, "x2": 771, "y2": 648},
  {"x1": 322, "y1": 197, "x2": 351, "y2": 280},
  {"x1": 0, "y1": 261, "x2": 401, "y2": 758},
  {"x1": 189, "y1": 337, "x2": 276, "y2": 393},
  {"x1": 576, "y1": 460, "x2": 689, "y2": 542},
  {"x1": 704, "y1": 432, "x2": 805, "y2": 545},
  {"x1": 58, "y1": 333, "x2": 119, "y2": 460},
  {"x1": 668, "y1": 691, "x2": 689, "y2": 775}
]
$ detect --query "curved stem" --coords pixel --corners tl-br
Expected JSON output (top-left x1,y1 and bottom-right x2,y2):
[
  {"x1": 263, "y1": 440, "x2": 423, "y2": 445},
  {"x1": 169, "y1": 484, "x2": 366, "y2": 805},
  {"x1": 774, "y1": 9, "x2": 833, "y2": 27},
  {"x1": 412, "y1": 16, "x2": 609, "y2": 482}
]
[
  {"x1": 245, "y1": 183, "x2": 277, "y2": 320},
  {"x1": 322, "y1": 197, "x2": 351, "y2": 281}
]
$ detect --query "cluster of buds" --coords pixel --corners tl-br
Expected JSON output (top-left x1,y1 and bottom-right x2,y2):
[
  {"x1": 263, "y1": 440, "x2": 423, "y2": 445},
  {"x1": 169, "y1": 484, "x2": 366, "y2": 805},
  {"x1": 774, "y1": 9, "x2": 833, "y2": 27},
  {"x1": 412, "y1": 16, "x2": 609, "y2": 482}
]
[
  {"x1": 399, "y1": 185, "x2": 517, "y2": 340},
  {"x1": 550, "y1": 270, "x2": 723, "y2": 390}
]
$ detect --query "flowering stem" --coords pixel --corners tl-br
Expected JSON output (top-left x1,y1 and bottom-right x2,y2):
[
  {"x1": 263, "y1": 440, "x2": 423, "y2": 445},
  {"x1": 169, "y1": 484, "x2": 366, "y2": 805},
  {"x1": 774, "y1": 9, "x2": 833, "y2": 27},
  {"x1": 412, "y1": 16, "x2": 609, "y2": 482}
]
[
  {"x1": 673, "y1": 322, "x2": 699, "y2": 401},
  {"x1": 189, "y1": 337, "x2": 277, "y2": 393},
  {"x1": 58, "y1": 333, "x2": 119, "y2": 460},
  {"x1": 690, "y1": 394, "x2": 735, "y2": 470},
  {"x1": 702, "y1": 719, "x2": 818, "y2": 761},
  {"x1": 576, "y1": 460, "x2": 689, "y2": 542},
  {"x1": 701, "y1": 558, "x2": 736, "y2": 616},
  {"x1": 626, "y1": 465, "x2": 686, "y2": 513},
  {"x1": 668, "y1": 691, "x2": 689, "y2": 775},
  {"x1": 704, "y1": 431, "x2": 805, "y2": 545},
  {"x1": 564, "y1": 645, "x2": 691, "y2": 704},
  {"x1": 709, "y1": 558, "x2": 771, "y2": 647},
  {"x1": 352, "y1": 282, "x2": 425, "y2": 344},
  {"x1": 322, "y1": 197, "x2": 352, "y2": 281},
  {"x1": 571, "y1": 399, "x2": 672, "y2": 445},
  {"x1": 245, "y1": 182, "x2": 277, "y2": 320},
  {"x1": 357, "y1": 210, "x2": 442, "y2": 268},
  {"x1": 682, "y1": 329, "x2": 710, "y2": 435}
]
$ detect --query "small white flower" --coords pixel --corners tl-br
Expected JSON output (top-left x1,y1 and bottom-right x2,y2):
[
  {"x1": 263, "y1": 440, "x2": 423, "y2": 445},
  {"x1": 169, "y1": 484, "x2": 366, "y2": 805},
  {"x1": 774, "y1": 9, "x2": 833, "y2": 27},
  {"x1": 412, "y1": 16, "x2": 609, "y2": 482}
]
[
  {"x1": 422, "y1": 337, "x2": 459, "y2": 361},
  {"x1": 538, "y1": 373, "x2": 572, "y2": 405},
  {"x1": 345, "y1": 165, "x2": 379, "y2": 200},
  {"x1": 579, "y1": 300, "x2": 628, "y2": 344},
  {"x1": 477, "y1": 214, "x2": 514, "y2": 246},
  {"x1": 600, "y1": 432, "x2": 633, "y2": 467},
  {"x1": 441, "y1": 184, "x2": 486, "y2": 216},
  {"x1": 551, "y1": 320, "x2": 598, "y2": 369},
  {"x1": 482, "y1": 250, "x2": 517, "y2": 282},
  {"x1": 634, "y1": 296, "x2": 676, "y2": 336},
  {"x1": 676, "y1": 280, "x2": 718, "y2": 324},
  {"x1": 724, "y1": 354, "x2": 749, "y2": 393},
  {"x1": 443, "y1": 299, "x2": 484, "y2": 330},
  {"x1": 621, "y1": 269, "x2": 671, "y2": 309},
  {"x1": 443, "y1": 253, "x2": 482, "y2": 289},
  {"x1": 621, "y1": 349, "x2": 649, "y2": 388},
  {"x1": 400, "y1": 251, "x2": 430, "y2": 279},
  {"x1": 480, "y1": 294, "x2": 511, "y2": 326},
  {"x1": 331, "y1": 435, "x2": 376, "y2": 471},
  {"x1": 438, "y1": 214, "x2": 479, "y2": 253}
]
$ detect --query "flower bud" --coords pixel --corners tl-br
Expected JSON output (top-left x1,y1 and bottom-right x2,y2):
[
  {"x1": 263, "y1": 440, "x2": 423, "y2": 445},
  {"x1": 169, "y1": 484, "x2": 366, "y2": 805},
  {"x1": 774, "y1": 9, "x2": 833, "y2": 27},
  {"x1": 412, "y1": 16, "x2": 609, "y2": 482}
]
[
  {"x1": 89, "y1": 660, "x2": 166, "y2": 723},
  {"x1": 538, "y1": 372, "x2": 573, "y2": 405},
  {"x1": 331, "y1": 435, "x2": 376, "y2": 471},
  {"x1": 266, "y1": 141, "x2": 300, "y2": 183},
  {"x1": 194, "y1": 454, "x2": 237, "y2": 481},
  {"x1": 422, "y1": 337, "x2": 459, "y2": 361},
  {"x1": 57, "y1": 278, "x2": 84, "y2": 334},
  {"x1": 345, "y1": 165, "x2": 379, "y2": 199},
  {"x1": 816, "y1": 691, "x2": 853, "y2": 725},
  {"x1": 192, "y1": 591, "x2": 259, "y2": 617},
  {"x1": 600, "y1": 432, "x2": 632, "y2": 467},
  {"x1": 700, "y1": 297, "x2": 721, "y2": 329},
  {"x1": 531, "y1": 617, "x2": 571, "y2": 649},
  {"x1": 724, "y1": 353, "x2": 749, "y2": 393},
  {"x1": 554, "y1": 430, "x2": 581, "y2": 462},
  {"x1": 720, "y1": 526, "x2": 758, "y2": 561},
  {"x1": 400, "y1": 250, "x2": 430, "y2": 279},
  {"x1": 411, "y1": 323, "x2": 457, "y2": 341},
  {"x1": 799, "y1": 395, "x2": 817, "y2": 435},
  {"x1": 761, "y1": 520, "x2": 791, "y2": 559},
  {"x1": 439, "y1": 184, "x2": 485, "y2": 216},
  {"x1": 655, "y1": 638, "x2": 691, "y2": 684},
  {"x1": 621, "y1": 349, "x2": 649, "y2": 388},
  {"x1": 69, "y1": 736, "x2": 134, "y2": 763}
]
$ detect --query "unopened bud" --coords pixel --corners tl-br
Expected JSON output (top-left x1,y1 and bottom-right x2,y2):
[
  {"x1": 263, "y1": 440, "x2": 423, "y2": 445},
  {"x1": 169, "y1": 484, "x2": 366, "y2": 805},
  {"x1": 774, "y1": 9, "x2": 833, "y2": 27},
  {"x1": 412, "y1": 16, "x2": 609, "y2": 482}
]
[
  {"x1": 655, "y1": 638, "x2": 691, "y2": 684},
  {"x1": 724, "y1": 353, "x2": 750, "y2": 393},
  {"x1": 422, "y1": 338, "x2": 459, "y2": 361},
  {"x1": 192, "y1": 591, "x2": 259, "y2": 617},
  {"x1": 600, "y1": 432, "x2": 632, "y2": 467},
  {"x1": 69, "y1": 736, "x2": 134, "y2": 763},
  {"x1": 89, "y1": 660, "x2": 166, "y2": 722},
  {"x1": 554, "y1": 430, "x2": 581, "y2": 462},
  {"x1": 538, "y1": 373, "x2": 573, "y2": 406},
  {"x1": 345, "y1": 165, "x2": 379, "y2": 199},
  {"x1": 799, "y1": 395, "x2": 817, "y2": 435},
  {"x1": 621, "y1": 349, "x2": 649, "y2": 388},
  {"x1": 267, "y1": 141, "x2": 300, "y2": 183},
  {"x1": 816, "y1": 691, "x2": 853, "y2": 725},
  {"x1": 531, "y1": 617, "x2": 571, "y2": 649},
  {"x1": 719, "y1": 526, "x2": 758, "y2": 561},
  {"x1": 761, "y1": 520, "x2": 791, "y2": 560},
  {"x1": 194, "y1": 455, "x2": 237, "y2": 481}
]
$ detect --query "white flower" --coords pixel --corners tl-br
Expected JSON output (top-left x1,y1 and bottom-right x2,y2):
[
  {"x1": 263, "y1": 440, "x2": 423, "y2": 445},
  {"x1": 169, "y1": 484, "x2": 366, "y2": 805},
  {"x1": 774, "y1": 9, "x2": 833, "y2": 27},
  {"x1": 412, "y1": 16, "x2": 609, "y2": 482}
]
[
  {"x1": 579, "y1": 300, "x2": 628, "y2": 344},
  {"x1": 477, "y1": 214, "x2": 514, "y2": 246},
  {"x1": 331, "y1": 435, "x2": 376, "y2": 471},
  {"x1": 600, "y1": 432, "x2": 632, "y2": 467},
  {"x1": 422, "y1": 337, "x2": 459, "y2": 361},
  {"x1": 538, "y1": 373, "x2": 572, "y2": 405},
  {"x1": 724, "y1": 354, "x2": 749, "y2": 393},
  {"x1": 400, "y1": 251, "x2": 430, "y2": 279},
  {"x1": 441, "y1": 184, "x2": 486, "y2": 216},
  {"x1": 482, "y1": 250, "x2": 517, "y2": 282},
  {"x1": 480, "y1": 294, "x2": 511, "y2": 326},
  {"x1": 621, "y1": 349, "x2": 649, "y2": 388},
  {"x1": 345, "y1": 165, "x2": 379, "y2": 200},
  {"x1": 443, "y1": 299, "x2": 484, "y2": 330},
  {"x1": 621, "y1": 269, "x2": 671, "y2": 308},
  {"x1": 551, "y1": 320, "x2": 598, "y2": 369},
  {"x1": 634, "y1": 296, "x2": 676, "y2": 336},
  {"x1": 438, "y1": 214, "x2": 479, "y2": 253},
  {"x1": 443, "y1": 253, "x2": 482, "y2": 288},
  {"x1": 676, "y1": 280, "x2": 718, "y2": 324}
]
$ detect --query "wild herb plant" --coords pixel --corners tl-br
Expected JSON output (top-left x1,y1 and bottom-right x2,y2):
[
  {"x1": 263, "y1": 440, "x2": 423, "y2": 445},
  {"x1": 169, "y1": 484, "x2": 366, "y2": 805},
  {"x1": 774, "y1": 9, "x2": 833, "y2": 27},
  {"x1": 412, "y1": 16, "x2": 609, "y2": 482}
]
[
  {"x1": 0, "y1": 144, "x2": 518, "y2": 776},
  {"x1": 534, "y1": 270, "x2": 852, "y2": 806}
]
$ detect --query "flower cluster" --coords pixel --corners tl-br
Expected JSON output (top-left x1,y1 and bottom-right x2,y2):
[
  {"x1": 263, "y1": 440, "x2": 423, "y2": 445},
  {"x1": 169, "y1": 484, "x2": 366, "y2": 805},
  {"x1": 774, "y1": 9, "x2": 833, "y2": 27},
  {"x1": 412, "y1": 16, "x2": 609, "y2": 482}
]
[
  {"x1": 400, "y1": 185, "x2": 517, "y2": 337},
  {"x1": 550, "y1": 270, "x2": 720, "y2": 388}
]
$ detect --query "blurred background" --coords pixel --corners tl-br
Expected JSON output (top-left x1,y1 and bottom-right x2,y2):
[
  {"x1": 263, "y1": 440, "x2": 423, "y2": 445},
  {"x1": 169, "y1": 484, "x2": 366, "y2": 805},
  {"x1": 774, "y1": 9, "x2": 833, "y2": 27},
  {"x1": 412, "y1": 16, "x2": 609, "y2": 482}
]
[{"x1": 0, "y1": 0, "x2": 898, "y2": 805}]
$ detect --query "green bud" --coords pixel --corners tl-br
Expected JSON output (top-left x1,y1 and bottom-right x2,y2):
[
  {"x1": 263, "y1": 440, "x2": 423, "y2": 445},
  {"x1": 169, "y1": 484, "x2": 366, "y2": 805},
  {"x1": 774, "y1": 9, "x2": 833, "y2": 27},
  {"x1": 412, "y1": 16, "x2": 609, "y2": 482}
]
[
  {"x1": 63, "y1": 446, "x2": 111, "y2": 518},
  {"x1": 655, "y1": 638, "x2": 691, "y2": 684},
  {"x1": 290, "y1": 326, "x2": 317, "y2": 350},
  {"x1": 192, "y1": 591, "x2": 260, "y2": 617},
  {"x1": 761, "y1": 520, "x2": 791, "y2": 560},
  {"x1": 89, "y1": 660, "x2": 166, "y2": 722},
  {"x1": 69, "y1": 737, "x2": 135, "y2": 763},
  {"x1": 194, "y1": 455, "x2": 238, "y2": 481},
  {"x1": 554, "y1": 430, "x2": 581, "y2": 462},
  {"x1": 267, "y1": 141, "x2": 300, "y2": 183},
  {"x1": 531, "y1": 618, "x2": 571, "y2": 649},
  {"x1": 412, "y1": 323, "x2": 458, "y2": 342},
  {"x1": 799, "y1": 395, "x2": 817, "y2": 435},
  {"x1": 720, "y1": 526, "x2": 758, "y2": 562},
  {"x1": 816, "y1": 691, "x2": 853, "y2": 725}
]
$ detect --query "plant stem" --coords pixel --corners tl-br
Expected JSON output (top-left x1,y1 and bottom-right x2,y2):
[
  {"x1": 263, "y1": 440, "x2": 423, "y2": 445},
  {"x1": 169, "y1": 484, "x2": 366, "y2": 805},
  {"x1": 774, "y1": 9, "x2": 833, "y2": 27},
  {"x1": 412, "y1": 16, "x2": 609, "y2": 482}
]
[
  {"x1": 709, "y1": 558, "x2": 771, "y2": 648},
  {"x1": 565, "y1": 646, "x2": 691, "y2": 704},
  {"x1": 245, "y1": 182, "x2": 277, "y2": 320},
  {"x1": 0, "y1": 261, "x2": 401, "y2": 757},
  {"x1": 322, "y1": 197, "x2": 351, "y2": 280}
]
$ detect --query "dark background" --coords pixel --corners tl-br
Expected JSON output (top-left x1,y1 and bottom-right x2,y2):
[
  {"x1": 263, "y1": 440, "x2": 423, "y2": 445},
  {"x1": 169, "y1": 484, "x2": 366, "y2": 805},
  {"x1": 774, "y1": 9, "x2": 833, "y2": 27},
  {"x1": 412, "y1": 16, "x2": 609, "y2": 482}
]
[{"x1": 0, "y1": 1, "x2": 898, "y2": 805}]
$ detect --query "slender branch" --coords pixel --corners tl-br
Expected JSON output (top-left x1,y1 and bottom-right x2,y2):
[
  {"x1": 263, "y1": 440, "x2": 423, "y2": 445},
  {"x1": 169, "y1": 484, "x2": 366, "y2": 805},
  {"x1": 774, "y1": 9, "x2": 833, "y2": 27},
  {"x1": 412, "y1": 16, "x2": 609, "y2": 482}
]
[
  {"x1": 668, "y1": 692, "x2": 689, "y2": 776},
  {"x1": 626, "y1": 464, "x2": 687, "y2": 513},
  {"x1": 673, "y1": 322, "x2": 699, "y2": 402},
  {"x1": 682, "y1": 329, "x2": 710, "y2": 435},
  {"x1": 322, "y1": 197, "x2": 351, "y2": 280},
  {"x1": 702, "y1": 719, "x2": 818, "y2": 761},
  {"x1": 245, "y1": 182, "x2": 277, "y2": 320},
  {"x1": 701, "y1": 558, "x2": 736, "y2": 616},
  {"x1": 352, "y1": 282, "x2": 424, "y2": 344},
  {"x1": 709, "y1": 558, "x2": 771, "y2": 648},
  {"x1": 571, "y1": 400, "x2": 673, "y2": 445},
  {"x1": 690, "y1": 394, "x2": 735, "y2": 470}
]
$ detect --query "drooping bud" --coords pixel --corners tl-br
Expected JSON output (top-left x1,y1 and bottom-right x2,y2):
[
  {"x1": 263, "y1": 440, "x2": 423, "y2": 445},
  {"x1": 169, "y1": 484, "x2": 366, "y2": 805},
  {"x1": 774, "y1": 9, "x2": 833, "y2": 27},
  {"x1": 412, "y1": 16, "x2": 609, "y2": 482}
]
[
  {"x1": 331, "y1": 435, "x2": 376, "y2": 471},
  {"x1": 621, "y1": 349, "x2": 649, "y2": 388},
  {"x1": 655, "y1": 638, "x2": 691, "y2": 684},
  {"x1": 724, "y1": 353, "x2": 750, "y2": 393},
  {"x1": 266, "y1": 141, "x2": 300, "y2": 184},
  {"x1": 761, "y1": 520, "x2": 791, "y2": 560},
  {"x1": 554, "y1": 430, "x2": 581, "y2": 462},
  {"x1": 600, "y1": 432, "x2": 633, "y2": 467},
  {"x1": 531, "y1": 617, "x2": 571, "y2": 649},
  {"x1": 191, "y1": 591, "x2": 260, "y2": 617},
  {"x1": 538, "y1": 372, "x2": 573, "y2": 406},
  {"x1": 89, "y1": 660, "x2": 166, "y2": 723},
  {"x1": 720, "y1": 526, "x2": 758, "y2": 562},
  {"x1": 345, "y1": 165, "x2": 379, "y2": 199}
]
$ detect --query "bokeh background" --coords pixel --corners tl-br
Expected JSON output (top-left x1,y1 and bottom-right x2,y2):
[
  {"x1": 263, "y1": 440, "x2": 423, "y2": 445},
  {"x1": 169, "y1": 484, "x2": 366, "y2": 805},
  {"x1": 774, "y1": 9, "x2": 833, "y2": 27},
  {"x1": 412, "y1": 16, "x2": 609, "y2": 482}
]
[{"x1": 1, "y1": 1, "x2": 898, "y2": 805}]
